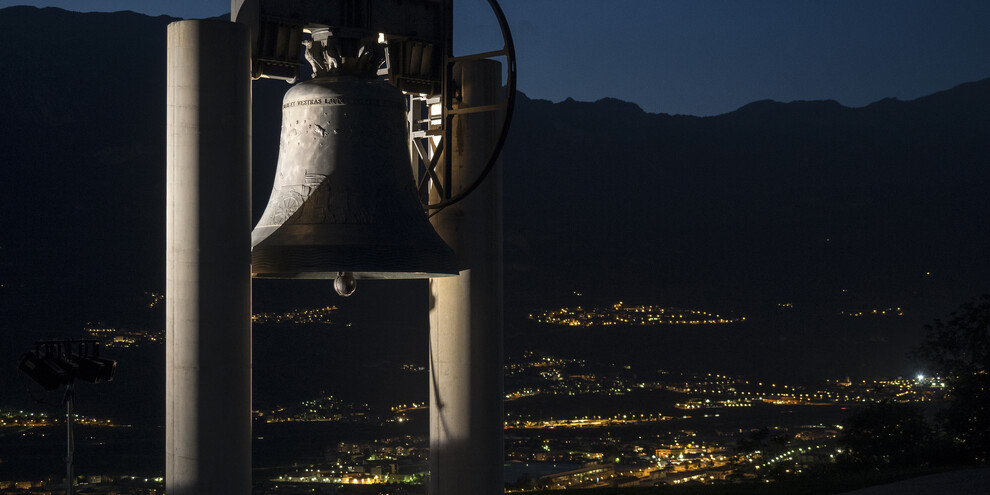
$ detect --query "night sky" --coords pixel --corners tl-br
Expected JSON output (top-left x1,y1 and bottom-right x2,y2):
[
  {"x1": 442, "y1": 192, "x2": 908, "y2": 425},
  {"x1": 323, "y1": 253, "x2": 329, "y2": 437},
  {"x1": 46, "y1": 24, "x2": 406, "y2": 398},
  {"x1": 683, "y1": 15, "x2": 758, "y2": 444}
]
[{"x1": 3, "y1": 0, "x2": 989, "y2": 115}]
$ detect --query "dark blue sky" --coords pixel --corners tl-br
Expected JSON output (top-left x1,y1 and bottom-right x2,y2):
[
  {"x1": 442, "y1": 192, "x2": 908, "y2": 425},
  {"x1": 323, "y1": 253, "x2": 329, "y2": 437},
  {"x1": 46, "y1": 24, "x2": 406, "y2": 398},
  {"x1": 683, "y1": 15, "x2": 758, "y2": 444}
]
[{"x1": 4, "y1": 0, "x2": 990, "y2": 115}]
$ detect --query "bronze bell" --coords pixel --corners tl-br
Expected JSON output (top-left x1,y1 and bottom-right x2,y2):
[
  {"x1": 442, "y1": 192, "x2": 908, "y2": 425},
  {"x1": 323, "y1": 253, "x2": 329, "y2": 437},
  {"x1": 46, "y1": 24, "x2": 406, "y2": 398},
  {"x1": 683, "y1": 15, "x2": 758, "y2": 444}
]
[{"x1": 251, "y1": 46, "x2": 457, "y2": 283}]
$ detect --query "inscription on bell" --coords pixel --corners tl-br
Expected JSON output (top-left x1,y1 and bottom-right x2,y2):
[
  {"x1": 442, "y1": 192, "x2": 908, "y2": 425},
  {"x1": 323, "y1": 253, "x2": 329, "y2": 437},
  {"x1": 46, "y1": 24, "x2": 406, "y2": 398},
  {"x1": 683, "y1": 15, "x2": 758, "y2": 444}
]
[
  {"x1": 251, "y1": 75, "x2": 458, "y2": 279},
  {"x1": 282, "y1": 97, "x2": 404, "y2": 110}
]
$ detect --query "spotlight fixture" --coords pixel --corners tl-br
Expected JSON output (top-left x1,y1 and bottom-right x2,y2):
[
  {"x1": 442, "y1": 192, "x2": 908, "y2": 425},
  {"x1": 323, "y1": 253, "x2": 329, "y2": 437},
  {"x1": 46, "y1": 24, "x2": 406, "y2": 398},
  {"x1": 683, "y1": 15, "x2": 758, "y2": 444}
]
[
  {"x1": 18, "y1": 351, "x2": 68, "y2": 391},
  {"x1": 66, "y1": 355, "x2": 116, "y2": 383},
  {"x1": 17, "y1": 340, "x2": 116, "y2": 388}
]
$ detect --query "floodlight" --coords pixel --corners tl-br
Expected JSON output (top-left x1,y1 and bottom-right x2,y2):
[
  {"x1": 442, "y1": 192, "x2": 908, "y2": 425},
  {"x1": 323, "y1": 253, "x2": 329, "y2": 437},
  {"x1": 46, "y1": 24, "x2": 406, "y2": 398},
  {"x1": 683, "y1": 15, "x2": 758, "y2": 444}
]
[
  {"x1": 18, "y1": 351, "x2": 68, "y2": 390},
  {"x1": 67, "y1": 355, "x2": 115, "y2": 383}
]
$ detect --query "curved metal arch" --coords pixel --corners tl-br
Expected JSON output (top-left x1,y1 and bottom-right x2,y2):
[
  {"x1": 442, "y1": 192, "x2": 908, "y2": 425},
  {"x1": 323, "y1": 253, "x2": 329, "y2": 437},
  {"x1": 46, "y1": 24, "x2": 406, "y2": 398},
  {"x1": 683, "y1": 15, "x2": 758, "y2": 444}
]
[{"x1": 422, "y1": 0, "x2": 517, "y2": 214}]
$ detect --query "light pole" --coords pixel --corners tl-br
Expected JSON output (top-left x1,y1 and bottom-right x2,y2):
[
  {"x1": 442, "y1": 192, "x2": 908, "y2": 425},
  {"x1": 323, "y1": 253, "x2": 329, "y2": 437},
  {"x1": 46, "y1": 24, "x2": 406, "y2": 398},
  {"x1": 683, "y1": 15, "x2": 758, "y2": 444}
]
[
  {"x1": 18, "y1": 339, "x2": 116, "y2": 495},
  {"x1": 65, "y1": 381, "x2": 74, "y2": 495}
]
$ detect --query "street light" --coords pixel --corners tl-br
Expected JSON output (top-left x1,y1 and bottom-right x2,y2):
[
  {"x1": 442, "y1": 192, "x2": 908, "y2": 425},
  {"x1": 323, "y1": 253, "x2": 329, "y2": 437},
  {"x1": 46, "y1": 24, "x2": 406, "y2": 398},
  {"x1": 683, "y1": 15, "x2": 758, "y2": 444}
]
[{"x1": 17, "y1": 339, "x2": 116, "y2": 495}]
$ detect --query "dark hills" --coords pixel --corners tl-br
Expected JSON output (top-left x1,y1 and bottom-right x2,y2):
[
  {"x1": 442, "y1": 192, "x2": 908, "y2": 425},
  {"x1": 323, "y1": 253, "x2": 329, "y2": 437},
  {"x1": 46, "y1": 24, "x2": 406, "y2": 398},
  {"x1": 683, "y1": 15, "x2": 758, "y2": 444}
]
[
  {"x1": 0, "y1": 6, "x2": 989, "y2": 385},
  {"x1": 504, "y1": 82, "x2": 989, "y2": 310}
]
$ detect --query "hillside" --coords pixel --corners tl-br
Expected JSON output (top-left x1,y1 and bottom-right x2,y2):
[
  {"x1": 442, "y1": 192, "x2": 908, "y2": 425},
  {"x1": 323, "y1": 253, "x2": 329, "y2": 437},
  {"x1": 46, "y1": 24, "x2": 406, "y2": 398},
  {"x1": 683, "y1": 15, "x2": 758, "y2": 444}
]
[{"x1": 0, "y1": 6, "x2": 988, "y2": 382}]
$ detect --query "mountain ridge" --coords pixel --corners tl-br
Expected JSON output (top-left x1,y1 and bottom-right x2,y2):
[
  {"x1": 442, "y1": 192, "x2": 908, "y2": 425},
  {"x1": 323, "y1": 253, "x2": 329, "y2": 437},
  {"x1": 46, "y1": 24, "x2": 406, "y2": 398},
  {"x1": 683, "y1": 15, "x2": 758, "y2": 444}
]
[{"x1": 0, "y1": 7, "x2": 987, "y2": 382}]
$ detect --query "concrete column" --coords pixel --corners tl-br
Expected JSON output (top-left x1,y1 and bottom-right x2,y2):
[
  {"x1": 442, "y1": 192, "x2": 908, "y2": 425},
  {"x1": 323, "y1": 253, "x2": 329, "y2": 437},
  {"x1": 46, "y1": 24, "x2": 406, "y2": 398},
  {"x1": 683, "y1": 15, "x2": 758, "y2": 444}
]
[
  {"x1": 429, "y1": 60, "x2": 503, "y2": 494},
  {"x1": 166, "y1": 20, "x2": 252, "y2": 495}
]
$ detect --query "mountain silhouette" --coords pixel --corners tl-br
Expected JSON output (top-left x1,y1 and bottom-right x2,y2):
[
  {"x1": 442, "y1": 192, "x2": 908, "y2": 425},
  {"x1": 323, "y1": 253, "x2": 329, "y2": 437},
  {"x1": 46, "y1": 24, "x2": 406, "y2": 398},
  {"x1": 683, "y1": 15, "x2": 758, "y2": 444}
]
[
  {"x1": 503, "y1": 80, "x2": 990, "y2": 314},
  {"x1": 0, "y1": 6, "x2": 988, "y2": 380}
]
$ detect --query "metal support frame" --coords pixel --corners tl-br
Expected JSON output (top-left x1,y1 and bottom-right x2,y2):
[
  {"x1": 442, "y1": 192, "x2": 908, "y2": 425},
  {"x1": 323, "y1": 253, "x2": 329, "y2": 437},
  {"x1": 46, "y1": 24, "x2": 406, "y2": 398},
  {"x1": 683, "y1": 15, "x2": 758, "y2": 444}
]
[{"x1": 411, "y1": 0, "x2": 516, "y2": 215}]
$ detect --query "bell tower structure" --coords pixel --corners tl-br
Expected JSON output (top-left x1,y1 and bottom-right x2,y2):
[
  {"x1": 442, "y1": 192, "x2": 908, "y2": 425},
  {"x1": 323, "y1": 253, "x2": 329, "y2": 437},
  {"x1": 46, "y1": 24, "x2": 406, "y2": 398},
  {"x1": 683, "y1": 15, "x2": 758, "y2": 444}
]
[{"x1": 165, "y1": 1, "x2": 514, "y2": 493}]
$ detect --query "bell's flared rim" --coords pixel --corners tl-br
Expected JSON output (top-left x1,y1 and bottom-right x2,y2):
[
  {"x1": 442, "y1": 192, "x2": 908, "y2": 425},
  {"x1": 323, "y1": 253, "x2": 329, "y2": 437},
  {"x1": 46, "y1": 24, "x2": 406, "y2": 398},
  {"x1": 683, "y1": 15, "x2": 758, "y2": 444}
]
[{"x1": 251, "y1": 242, "x2": 458, "y2": 280}]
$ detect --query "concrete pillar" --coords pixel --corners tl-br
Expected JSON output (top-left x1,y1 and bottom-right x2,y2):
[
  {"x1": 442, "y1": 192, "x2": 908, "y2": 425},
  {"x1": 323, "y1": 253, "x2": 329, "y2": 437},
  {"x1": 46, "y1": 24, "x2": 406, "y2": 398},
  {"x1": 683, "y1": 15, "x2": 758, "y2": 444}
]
[
  {"x1": 429, "y1": 59, "x2": 503, "y2": 494},
  {"x1": 166, "y1": 20, "x2": 252, "y2": 495}
]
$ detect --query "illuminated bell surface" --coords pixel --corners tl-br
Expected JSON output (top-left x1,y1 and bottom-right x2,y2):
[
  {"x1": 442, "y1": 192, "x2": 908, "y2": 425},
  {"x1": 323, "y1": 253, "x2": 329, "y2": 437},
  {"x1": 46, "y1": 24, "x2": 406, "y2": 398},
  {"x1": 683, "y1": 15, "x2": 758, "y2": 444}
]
[{"x1": 251, "y1": 75, "x2": 457, "y2": 279}]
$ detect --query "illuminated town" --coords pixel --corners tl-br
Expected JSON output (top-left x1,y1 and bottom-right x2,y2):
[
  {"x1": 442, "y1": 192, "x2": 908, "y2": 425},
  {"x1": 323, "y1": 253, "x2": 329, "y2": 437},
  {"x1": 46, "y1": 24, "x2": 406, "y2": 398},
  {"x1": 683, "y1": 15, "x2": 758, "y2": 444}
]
[
  {"x1": 837, "y1": 307, "x2": 904, "y2": 318},
  {"x1": 0, "y1": 343, "x2": 950, "y2": 493},
  {"x1": 0, "y1": 294, "x2": 962, "y2": 493},
  {"x1": 0, "y1": 410, "x2": 119, "y2": 428},
  {"x1": 530, "y1": 302, "x2": 745, "y2": 327},
  {"x1": 83, "y1": 304, "x2": 341, "y2": 347},
  {"x1": 250, "y1": 305, "x2": 339, "y2": 325}
]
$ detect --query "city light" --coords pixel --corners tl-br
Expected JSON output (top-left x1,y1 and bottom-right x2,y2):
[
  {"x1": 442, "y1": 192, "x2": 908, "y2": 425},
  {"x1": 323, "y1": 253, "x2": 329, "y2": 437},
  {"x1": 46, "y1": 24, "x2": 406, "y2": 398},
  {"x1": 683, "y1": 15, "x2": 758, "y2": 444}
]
[{"x1": 530, "y1": 302, "x2": 745, "y2": 327}]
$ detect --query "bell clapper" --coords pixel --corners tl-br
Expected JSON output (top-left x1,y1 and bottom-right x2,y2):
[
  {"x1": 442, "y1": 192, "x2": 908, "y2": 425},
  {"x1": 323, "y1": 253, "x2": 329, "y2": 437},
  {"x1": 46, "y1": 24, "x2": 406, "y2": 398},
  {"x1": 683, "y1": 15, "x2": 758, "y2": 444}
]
[{"x1": 334, "y1": 272, "x2": 357, "y2": 297}]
